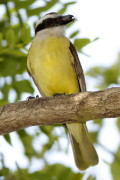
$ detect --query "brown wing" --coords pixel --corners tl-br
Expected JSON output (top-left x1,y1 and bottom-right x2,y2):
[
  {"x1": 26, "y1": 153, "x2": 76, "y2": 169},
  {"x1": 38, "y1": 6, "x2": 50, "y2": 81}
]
[
  {"x1": 68, "y1": 42, "x2": 98, "y2": 170},
  {"x1": 69, "y1": 42, "x2": 86, "y2": 92}
]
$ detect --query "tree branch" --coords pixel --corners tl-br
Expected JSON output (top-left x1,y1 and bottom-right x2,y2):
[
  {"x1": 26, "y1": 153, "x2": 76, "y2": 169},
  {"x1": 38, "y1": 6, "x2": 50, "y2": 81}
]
[{"x1": 0, "y1": 87, "x2": 120, "y2": 135}]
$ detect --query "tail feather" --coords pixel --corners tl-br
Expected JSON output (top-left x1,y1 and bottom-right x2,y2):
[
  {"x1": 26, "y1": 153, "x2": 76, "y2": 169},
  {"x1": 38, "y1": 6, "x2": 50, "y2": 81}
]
[
  {"x1": 67, "y1": 123, "x2": 98, "y2": 170},
  {"x1": 69, "y1": 133, "x2": 89, "y2": 170}
]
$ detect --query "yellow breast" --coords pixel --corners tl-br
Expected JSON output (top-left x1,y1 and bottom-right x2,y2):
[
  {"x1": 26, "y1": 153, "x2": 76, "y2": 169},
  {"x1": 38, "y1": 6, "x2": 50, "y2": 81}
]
[{"x1": 27, "y1": 36, "x2": 79, "y2": 96}]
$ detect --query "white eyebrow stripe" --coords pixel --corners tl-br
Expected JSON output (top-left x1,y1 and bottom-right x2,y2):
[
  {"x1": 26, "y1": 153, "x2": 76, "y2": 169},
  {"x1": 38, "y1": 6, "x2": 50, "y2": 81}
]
[{"x1": 36, "y1": 14, "x2": 60, "y2": 27}]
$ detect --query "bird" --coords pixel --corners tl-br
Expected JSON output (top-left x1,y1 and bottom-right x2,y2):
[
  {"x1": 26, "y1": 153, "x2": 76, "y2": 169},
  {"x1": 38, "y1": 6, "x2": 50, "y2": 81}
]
[{"x1": 27, "y1": 12, "x2": 99, "y2": 170}]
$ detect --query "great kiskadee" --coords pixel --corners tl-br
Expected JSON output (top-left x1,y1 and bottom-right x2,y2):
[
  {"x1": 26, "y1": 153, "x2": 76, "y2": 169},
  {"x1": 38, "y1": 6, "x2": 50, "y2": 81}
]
[{"x1": 27, "y1": 12, "x2": 99, "y2": 170}]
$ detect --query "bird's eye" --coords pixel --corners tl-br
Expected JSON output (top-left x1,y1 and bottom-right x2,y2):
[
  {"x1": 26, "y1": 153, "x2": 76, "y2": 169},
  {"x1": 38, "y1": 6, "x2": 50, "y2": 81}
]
[{"x1": 45, "y1": 18, "x2": 51, "y2": 23}]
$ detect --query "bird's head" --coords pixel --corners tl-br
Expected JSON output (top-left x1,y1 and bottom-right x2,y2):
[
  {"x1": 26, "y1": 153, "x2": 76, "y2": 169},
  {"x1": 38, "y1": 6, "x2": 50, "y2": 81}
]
[{"x1": 35, "y1": 12, "x2": 75, "y2": 35}]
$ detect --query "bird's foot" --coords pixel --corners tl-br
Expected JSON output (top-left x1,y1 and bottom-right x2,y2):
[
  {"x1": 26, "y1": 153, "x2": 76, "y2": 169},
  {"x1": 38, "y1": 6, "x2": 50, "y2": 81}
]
[
  {"x1": 27, "y1": 95, "x2": 39, "y2": 100},
  {"x1": 53, "y1": 93, "x2": 65, "y2": 96}
]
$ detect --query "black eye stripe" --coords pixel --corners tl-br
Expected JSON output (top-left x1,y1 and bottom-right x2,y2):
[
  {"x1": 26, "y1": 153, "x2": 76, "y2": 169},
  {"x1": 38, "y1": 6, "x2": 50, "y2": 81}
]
[
  {"x1": 44, "y1": 18, "x2": 52, "y2": 23},
  {"x1": 35, "y1": 15, "x2": 73, "y2": 35},
  {"x1": 35, "y1": 17, "x2": 61, "y2": 34},
  {"x1": 35, "y1": 18, "x2": 54, "y2": 34}
]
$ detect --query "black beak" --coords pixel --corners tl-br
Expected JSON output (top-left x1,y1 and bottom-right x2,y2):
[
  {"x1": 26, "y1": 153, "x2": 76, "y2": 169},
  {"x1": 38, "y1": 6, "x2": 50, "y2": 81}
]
[
  {"x1": 58, "y1": 15, "x2": 75, "y2": 25},
  {"x1": 62, "y1": 15, "x2": 75, "y2": 23}
]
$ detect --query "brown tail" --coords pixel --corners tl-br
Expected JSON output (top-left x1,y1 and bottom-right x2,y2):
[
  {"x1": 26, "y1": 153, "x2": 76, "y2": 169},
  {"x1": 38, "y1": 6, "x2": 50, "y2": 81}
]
[{"x1": 67, "y1": 123, "x2": 99, "y2": 170}]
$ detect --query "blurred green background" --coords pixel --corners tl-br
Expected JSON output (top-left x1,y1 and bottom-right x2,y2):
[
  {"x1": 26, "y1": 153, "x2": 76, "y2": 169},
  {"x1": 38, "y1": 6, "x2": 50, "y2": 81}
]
[{"x1": 0, "y1": 0, "x2": 120, "y2": 180}]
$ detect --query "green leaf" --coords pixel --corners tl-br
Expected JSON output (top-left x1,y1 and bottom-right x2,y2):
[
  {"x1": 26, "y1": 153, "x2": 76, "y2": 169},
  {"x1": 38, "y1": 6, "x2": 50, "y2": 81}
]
[
  {"x1": 87, "y1": 175, "x2": 96, "y2": 180},
  {"x1": 111, "y1": 146, "x2": 120, "y2": 180},
  {"x1": 116, "y1": 117, "x2": 120, "y2": 131},
  {"x1": 104, "y1": 66, "x2": 119, "y2": 85},
  {"x1": 0, "y1": 167, "x2": 10, "y2": 177},
  {"x1": 45, "y1": 0, "x2": 58, "y2": 10},
  {"x1": 6, "y1": 29, "x2": 16, "y2": 47},
  {"x1": 0, "y1": 0, "x2": 8, "y2": 4},
  {"x1": 0, "y1": 48, "x2": 26, "y2": 76},
  {"x1": 13, "y1": 80, "x2": 34, "y2": 94},
  {"x1": 74, "y1": 38, "x2": 91, "y2": 51},
  {"x1": 93, "y1": 118, "x2": 103, "y2": 127},
  {"x1": 69, "y1": 30, "x2": 79, "y2": 39},
  {"x1": 31, "y1": 164, "x2": 84, "y2": 180},
  {"x1": 20, "y1": 26, "x2": 31, "y2": 45},
  {"x1": 0, "y1": 99, "x2": 8, "y2": 106},
  {"x1": 14, "y1": 0, "x2": 35, "y2": 10},
  {"x1": 74, "y1": 37, "x2": 98, "y2": 52},
  {"x1": 3, "y1": 134, "x2": 12, "y2": 145},
  {"x1": 40, "y1": 126, "x2": 54, "y2": 137},
  {"x1": 90, "y1": 131, "x2": 99, "y2": 144},
  {"x1": 17, "y1": 130, "x2": 36, "y2": 159},
  {"x1": 0, "y1": 59, "x2": 17, "y2": 76},
  {"x1": 92, "y1": 37, "x2": 99, "y2": 42},
  {"x1": 1, "y1": 83, "x2": 11, "y2": 101},
  {"x1": 0, "y1": 32, "x2": 3, "y2": 46},
  {"x1": 86, "y1": 67, "x2": 105, "y2": 78},
  {"x1": 64, "y1": 1, "x2": 76, "y2": 6},
  {"x1": 7, "y1": 164, "x2": 84, "y2": 180},
  {"x1": 58, "y1": 7, "x2": 67, "y2": 14}
]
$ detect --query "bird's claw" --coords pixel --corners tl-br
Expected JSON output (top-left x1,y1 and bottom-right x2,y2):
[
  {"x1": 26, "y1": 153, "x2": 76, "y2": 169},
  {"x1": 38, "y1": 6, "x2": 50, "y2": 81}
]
[{"x1": 26, "y1": 95, "x2": 39, "y2": 100}]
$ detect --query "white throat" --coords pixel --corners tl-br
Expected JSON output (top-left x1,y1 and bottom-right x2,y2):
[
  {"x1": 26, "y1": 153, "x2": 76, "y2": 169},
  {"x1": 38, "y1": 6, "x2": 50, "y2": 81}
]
[{"x1": 35, "y1": 26, "x2": 65, "y2": 41}]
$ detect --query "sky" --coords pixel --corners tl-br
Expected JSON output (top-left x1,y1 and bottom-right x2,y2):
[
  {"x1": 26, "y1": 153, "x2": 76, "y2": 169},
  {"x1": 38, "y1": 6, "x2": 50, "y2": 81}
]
[
  {"x1": 0, "y1": 0, "x2": 120, "y2": 179},
  {"x1": 70, "y1": 0, "x2": 120, "y2": 69}
]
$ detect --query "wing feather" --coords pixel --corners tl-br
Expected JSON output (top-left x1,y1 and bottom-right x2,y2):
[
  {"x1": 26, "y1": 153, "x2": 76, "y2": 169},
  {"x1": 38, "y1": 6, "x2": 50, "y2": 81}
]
[{"x1": 68, "y1": 42, "x2": 98, "y2": 170}]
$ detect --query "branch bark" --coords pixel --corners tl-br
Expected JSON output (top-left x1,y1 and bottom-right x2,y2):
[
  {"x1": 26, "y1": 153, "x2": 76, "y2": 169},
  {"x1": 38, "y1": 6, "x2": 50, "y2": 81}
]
[{"x1": 0, "y1": 87, "x2": 120, "y2": 135}]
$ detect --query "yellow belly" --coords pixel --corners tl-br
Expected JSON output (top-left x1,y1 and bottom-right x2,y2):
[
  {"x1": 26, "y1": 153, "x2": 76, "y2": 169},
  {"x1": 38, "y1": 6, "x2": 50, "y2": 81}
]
[{"x1": 27, "y1": 37, "x2": 79, "y2": 96}]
